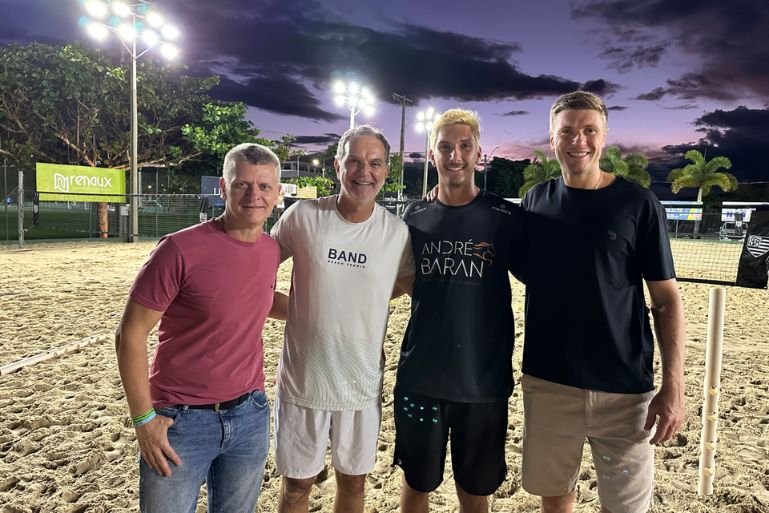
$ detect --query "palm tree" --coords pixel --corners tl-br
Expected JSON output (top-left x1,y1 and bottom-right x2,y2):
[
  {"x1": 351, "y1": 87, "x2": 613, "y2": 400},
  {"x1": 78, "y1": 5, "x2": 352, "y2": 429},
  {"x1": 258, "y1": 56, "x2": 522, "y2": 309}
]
[
  {"x1": 668, "y1": 149, "x2": 737, "y2": 237},
  {"x1": 667, "y1": 149, "x2": 737, "y2": 202},
  {"x1": 519, "y1": 150, "x2": 562, "y2": 196},
  {"x1": 599, "y1": 146, "x2": 651, "y2": 187}
]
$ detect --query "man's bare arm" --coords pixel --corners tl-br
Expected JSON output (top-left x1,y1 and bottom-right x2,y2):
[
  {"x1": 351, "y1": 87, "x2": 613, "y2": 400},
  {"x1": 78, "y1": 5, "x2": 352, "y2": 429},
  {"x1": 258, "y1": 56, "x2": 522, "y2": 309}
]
[
  {"x1": 116, "y1": 300, "x2": 181, "y2": 476},
  {"x1": 392, "y1": 274, "x2": 415, "y2": 299},
  {"x1": 645, "y1": 278, "x2": 686, "y2": 444},
  {"x1": 269, "y1": 290, "x2": 289, "y2": 320}
]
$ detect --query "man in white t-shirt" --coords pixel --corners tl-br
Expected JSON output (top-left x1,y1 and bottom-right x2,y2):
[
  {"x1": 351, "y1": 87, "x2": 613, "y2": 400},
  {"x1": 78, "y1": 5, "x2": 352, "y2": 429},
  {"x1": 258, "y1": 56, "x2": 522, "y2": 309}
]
[{"x1": 270, "y1": 125, "x2": 415, "y2": 513}]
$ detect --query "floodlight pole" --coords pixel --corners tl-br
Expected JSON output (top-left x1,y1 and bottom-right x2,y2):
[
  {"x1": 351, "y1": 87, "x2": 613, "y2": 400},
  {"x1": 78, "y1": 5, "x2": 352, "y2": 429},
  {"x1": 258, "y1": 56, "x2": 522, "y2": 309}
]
[
  {"x1": 392, "y1": 93, "x2": 413, "y2": 212},
  {"x1": 130, "y1": 32, "x2": 139, "y2": 242},
  {"x1": 416, "y1": 107, "x2": 436, "y2": 198},
  {"x1": 81, "y1": 3, "x2": 182, "y2": 242}
]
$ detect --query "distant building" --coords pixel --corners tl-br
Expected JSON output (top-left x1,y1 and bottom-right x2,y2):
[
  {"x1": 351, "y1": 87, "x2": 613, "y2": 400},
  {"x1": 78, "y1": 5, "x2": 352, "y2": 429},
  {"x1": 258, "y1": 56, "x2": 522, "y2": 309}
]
[{"x1": 280, "y1": 161, "x2": 325, "y2": 179}]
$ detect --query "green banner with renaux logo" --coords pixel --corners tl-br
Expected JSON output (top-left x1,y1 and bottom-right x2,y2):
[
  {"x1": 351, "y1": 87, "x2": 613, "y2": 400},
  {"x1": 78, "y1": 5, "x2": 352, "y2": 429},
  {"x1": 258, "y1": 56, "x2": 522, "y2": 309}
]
[{"x1": 36, "y1": 163, "x2": 126, "y2": 202}]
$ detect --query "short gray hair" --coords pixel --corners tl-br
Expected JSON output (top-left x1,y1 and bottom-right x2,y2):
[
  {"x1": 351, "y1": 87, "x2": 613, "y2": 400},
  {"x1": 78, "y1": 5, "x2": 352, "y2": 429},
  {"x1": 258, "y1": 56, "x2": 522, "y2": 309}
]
[
  {"x1": 336, "y1": 125, "x2": 391, "y2": 162},
  {"x1": 222, "y1": 143, "x2": 281, "y2": 183}
]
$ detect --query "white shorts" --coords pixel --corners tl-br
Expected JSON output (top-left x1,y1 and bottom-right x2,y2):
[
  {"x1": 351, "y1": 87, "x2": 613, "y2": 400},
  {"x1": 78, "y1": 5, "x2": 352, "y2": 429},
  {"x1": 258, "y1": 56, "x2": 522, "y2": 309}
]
[{"x1": 274, "y1": 398, "x2": 382, "y2": 478}]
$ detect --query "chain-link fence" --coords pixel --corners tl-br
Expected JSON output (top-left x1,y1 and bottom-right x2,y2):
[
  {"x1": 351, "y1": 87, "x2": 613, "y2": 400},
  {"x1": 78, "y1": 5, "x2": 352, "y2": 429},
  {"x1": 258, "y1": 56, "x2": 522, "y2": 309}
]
[
  {"x1": 664, "y1": 205, "x2": 766, "y2": 286},
  {"x1": 0, "y1": 192, "x2": 414, "y2": 244},
  {"x1": 3, "y1": 190, "x2": 765, "y2": 288},
  {"x1": 0, "y1": 192, "x2": 227, "y2": 242}
]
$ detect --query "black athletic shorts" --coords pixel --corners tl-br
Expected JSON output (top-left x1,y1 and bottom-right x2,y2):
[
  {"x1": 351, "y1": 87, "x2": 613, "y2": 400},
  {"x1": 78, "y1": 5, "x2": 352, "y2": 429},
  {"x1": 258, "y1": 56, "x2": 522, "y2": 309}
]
[{"x1": 392, "y1": 388, "x2": 508, "y2": 495}]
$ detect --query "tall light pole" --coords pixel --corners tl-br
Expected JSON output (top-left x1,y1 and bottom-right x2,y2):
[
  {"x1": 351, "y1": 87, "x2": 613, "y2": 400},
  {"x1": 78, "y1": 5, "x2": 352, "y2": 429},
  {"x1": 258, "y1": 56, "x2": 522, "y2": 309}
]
[
  {"x1": 80, "y1": 0, "x2": 180, "y2": 242},
  {"x1": 415, "y1": 107, "x2": 437, "y2": 197},
  {"x1": 483, "y1": 145, "x2": 500, "y2": 191},
  {"x1": 392, "y1": 93, "x2": 413, "y2": 211},
  {"x1": 333, "y1": 79, "x2": 376, "y2": 129}
]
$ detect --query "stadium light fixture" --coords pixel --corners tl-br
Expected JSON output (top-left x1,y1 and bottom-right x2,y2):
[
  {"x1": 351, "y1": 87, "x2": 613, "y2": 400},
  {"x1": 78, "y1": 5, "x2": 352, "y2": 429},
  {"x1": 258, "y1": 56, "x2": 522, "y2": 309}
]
[
  {"x1": 84, "y1": 0, "x2": 110, "y2": 18},
  {"x1": 79, "y1": 0, "x2": 181, "y2": 243},
  {"x1": 332, "y1": 78, "x2": 376, "y2": 129}
]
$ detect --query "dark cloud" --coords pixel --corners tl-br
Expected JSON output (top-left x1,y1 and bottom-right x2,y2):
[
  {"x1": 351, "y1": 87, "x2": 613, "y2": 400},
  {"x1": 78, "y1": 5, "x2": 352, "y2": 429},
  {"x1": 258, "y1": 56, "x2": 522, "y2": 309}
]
[
  {"x1": 580, "y1": 79, "x2": 621, "y2": 96},
  {"x1": 500, "y1": 110, "x2": 529, "y2": 116},
  {"x1": 636, "y1": 73, "x2": 743, "y2": 103},
  {"x1": 0, "y1": 26, "x2": 40, "y2": 46},
  {"x1": 2, "y1": 0, "x2": 623, "y2": 121},
  {"x1": 0, "y1": 0, "x2": 76, "y2": 45},
  {"x1": 293, "y1": 133, "x2": 341, "y2": 145},
  {"x1": 600, "y1": 42, "x2": 668, "y2": 73},
  {"x1": 657, "y1": 106, "x2": 769, "y2": 182},
  {"x1": 662, "y1": 104, "x2": 699, "y2": 111},
  {"x1": 607, "y1": 105, "x2": 627, "y2": 111},
  {"x1": 636, "y1": 87, "x2": 667, "y2": 101},
  {"x1": 213, "y1": 76, "x2": 342, "y2": 121},
  {"x1": 160, "y1": 0, "x2": 620, "y2": 112},
  {"x1": 575, "y1": 0, "x2": 769, "y2": 101}
]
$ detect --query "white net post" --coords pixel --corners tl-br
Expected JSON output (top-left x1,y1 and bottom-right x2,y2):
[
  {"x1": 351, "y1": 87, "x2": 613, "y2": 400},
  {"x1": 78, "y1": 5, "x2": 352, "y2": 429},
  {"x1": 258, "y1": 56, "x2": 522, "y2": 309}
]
[{"x1": 698, "y1": 286, "x2": 726, "y2": 496}]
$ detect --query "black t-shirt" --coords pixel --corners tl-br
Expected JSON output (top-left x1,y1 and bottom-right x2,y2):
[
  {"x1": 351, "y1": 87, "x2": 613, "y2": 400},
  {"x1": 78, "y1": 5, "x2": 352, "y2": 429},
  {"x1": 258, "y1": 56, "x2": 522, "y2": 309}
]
[
  {"x1": 396, "y1": 191, "x2": 525, "y2": 402},
  {"x1": 521, "y1": 177, "x2": 675, "y2": 393}
]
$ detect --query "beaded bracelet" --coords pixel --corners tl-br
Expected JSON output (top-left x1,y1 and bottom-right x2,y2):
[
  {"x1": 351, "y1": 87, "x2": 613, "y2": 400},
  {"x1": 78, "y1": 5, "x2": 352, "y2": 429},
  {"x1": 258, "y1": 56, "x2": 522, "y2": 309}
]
[{"x1": 131, "y1": 408, "x2": 156, "y2": 428}]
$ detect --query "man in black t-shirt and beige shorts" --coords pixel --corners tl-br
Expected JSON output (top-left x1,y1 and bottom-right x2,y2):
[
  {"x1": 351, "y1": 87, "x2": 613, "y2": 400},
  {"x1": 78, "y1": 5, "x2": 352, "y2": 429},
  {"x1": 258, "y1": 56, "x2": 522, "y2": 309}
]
[{"x1": 521, "y1": 91, "x2": 686, "y2": 513}]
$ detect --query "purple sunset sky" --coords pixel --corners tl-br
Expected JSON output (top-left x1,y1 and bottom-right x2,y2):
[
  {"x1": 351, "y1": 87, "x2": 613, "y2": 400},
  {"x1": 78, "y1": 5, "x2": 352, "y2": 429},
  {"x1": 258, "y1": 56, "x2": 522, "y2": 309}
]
[{"x1": 3, "y1": 0, "x2": 769, "y2": 182}]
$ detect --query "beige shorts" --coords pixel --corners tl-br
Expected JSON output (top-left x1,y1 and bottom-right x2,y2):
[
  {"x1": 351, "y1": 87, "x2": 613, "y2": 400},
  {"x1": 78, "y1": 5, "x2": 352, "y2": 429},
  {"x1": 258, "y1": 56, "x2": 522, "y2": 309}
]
[
  {"x1": 521, "y1": 374, "x2": 656, "y2": 513},
  {"x1": 274, "y1": 398, "x2": 381, "y2": 479}
]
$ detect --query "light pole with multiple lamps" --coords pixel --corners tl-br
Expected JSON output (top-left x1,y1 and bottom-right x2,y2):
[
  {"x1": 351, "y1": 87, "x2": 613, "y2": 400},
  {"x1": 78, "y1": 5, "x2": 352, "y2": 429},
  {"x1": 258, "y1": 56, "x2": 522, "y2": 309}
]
[
  {"x1": 333, "y1": 79, "x2": 376, "y2": 130},
  {"x1": 79, "y1": 0, "x2": 179, "y2": 242},
  {"x1": 415, "y1": 107, "x2": 437, "y2": 197}
]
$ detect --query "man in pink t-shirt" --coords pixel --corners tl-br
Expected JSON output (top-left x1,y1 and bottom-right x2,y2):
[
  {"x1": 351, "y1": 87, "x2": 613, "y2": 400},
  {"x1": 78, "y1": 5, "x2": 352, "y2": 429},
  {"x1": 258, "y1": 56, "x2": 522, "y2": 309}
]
[{"x1": 115, "y1": 143, "x2": 282, "y2": 513}]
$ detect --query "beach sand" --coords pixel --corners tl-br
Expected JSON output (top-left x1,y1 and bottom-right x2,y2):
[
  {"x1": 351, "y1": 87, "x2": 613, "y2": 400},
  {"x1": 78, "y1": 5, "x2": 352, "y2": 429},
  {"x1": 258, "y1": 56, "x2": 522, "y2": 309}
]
[{"x1": 1, "y1": 240, "x2": 768, "y2": 512}]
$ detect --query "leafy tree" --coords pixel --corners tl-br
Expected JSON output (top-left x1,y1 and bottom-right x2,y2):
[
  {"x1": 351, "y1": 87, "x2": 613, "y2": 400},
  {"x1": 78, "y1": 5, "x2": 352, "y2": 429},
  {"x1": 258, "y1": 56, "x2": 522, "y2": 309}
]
[
  {"x1": 477, "y1": 157, "x2": 526, "y2": 198},
  {"x1": 667, "y1": 149, "x2": 737, "y2": 202},
  {"x1": 182, "y1": 102, "x2": 270, "y2": 158},
  {"x1": 519, "y1": 150, "x2": 562, "y2": 197},
  {"x1": 323, "y1": 143, "x2": 339, "y2": 164},
  {"x1": 667, "y1": 149, "x2": 737, "y2": 236},
  {"x1": 0, "y1": 42, "x2": 238, "y2": 170},
  {"x1": 0, "y1": 42, "x2": 265, "y2": 235},
  {"x1": 172, "y1": 102, "x2": 273, "y2": 192},
  {"x1": 274, "y1": 134, "x2": 296, "y2": 164},
  {"x1": 381, "y1": 152, "x2": 404, "y2": 196},
  {"x1": 599, "y1": 146, "x2": 651, "y2": 187},
  {"x1": 624, "y1": 152, "x2": 652, "y2": 188}
]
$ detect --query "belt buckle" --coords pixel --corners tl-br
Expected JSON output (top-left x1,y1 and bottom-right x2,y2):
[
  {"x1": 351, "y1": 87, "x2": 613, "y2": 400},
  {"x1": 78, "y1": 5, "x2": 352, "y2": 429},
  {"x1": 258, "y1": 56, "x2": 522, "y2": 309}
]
[{"x1": 213, "y1": 402, "x2": 222, "y2": 412}]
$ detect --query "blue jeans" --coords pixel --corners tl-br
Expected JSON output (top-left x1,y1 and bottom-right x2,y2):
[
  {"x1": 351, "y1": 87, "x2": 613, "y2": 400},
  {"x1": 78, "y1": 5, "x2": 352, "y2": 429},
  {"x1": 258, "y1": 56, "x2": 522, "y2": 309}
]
[{"x1": 139, "y1": 390, "x2": 270, "y2": 513}]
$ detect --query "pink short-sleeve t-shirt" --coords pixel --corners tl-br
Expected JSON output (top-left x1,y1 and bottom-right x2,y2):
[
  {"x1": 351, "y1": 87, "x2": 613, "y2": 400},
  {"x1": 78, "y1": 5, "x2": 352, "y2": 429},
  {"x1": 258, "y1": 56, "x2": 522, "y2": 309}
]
[{"x1": 129, "y1": 221, "x2": 279, "y2": 408}]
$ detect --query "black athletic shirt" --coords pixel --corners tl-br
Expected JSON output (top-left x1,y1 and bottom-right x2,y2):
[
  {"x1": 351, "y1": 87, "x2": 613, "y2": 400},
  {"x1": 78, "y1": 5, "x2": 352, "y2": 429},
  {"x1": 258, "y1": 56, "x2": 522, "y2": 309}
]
[
  {"x1": 521, "y1": 177, "x2": 675, "y2": 393},
  {"x1": 396, "y1": 191, "x2": 525, "y2": 402}
]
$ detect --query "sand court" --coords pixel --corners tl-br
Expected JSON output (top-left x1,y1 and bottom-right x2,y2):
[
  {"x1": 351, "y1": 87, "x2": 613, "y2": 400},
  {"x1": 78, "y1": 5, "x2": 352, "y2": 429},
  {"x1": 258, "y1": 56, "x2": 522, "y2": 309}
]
[{"x1": 1, "y1": 240, "x2": 768, "y2": 512}]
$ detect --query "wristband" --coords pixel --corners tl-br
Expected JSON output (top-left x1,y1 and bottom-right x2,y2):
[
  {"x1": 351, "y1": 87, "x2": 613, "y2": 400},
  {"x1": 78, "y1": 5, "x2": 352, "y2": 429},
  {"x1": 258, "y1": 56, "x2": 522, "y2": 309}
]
[{"x1": 131, "y1": 408, "x2": 156, "y2": 427}]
